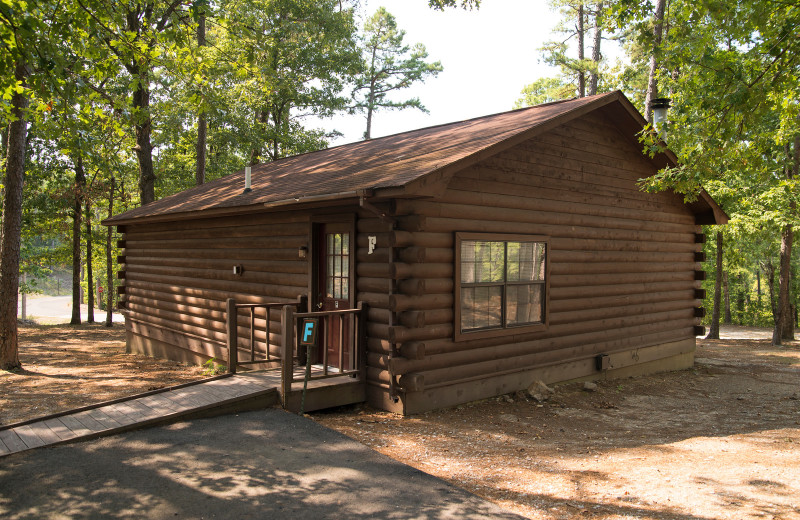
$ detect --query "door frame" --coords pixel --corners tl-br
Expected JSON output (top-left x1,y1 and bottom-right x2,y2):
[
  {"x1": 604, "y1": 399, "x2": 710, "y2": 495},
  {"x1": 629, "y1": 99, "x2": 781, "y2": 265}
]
[{"x1": 308, "y1": 213, "x2": 357, "y2": 313}]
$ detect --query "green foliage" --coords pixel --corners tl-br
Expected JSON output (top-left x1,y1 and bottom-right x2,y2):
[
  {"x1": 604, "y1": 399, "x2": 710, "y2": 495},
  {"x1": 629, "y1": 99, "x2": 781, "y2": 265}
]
[
  {"x1": 211, "y1": 0, "x2": 360, "y2": 162},
  {"x1": 202, "y1": 357, "x2": 227, "y2": 375},
  {"x1": 427, "y1": 0, "x2": 480, "y2": 10},
  {"x1": 617, "y1": 0, "x2": 800, "y2": 329},
  {"x1": 514, "y1": 77, "x2": 575, "y2": 108}
]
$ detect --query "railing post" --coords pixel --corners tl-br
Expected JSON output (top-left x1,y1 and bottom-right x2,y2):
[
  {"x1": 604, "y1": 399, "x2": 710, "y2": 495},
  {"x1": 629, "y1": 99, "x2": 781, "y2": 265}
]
[
  {"x1": 358, "y1": 302, "x2": 368, "y2": 380},
  {"x1": 280, "y1": 304, "x2": 295, "y2": 408},
  {"x1": 226, "y1": 298, "x2": 238, "y2": 374}
]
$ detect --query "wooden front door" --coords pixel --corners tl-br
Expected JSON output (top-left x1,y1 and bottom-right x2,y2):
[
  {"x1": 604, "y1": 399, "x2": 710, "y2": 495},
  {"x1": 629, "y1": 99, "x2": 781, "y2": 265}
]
[{"x1": 316, "y1": 223, "x2": 352, "y2": 369}]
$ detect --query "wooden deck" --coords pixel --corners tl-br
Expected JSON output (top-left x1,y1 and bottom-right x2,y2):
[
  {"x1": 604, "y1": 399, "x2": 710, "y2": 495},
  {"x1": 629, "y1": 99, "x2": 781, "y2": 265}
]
[{"x1": 0, "y1": 367, "x2": 362, "y2": 458}]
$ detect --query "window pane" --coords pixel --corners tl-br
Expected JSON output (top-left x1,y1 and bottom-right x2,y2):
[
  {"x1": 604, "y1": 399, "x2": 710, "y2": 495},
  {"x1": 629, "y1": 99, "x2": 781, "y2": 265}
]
[
  {"x1": 461, "y1": 241, "x2": 477, "y2": 283},
  {"x1": 507, "y1": 242, "x2": 546, "y2": 282},
  {"x1": 506, "y1": 284, "x2": 544, "y2": 326},
  {"x1": 341, "y1": 275, "x2": 349, "y2": 299},
  {"x1": 461, "y1": 240, "x2": 504, "y2": 283},
  {"x1": 342, "y1": 233, "x2": 349, "y2": 255},
  {"x1": 334, "y1": 255, "x2": 341, "y2": 278},
  {"x1": 461, "y1": 285, "x2": 503, "y2": 331},
  {"x1": 327, "y1": 234, "x2": 334, "y2": 255}
]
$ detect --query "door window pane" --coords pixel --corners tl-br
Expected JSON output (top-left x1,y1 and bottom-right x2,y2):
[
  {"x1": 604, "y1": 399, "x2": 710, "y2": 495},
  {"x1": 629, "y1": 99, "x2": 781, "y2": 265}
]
[{"x1": 325, "y1": 232, "x2": 350, "y2": 301}]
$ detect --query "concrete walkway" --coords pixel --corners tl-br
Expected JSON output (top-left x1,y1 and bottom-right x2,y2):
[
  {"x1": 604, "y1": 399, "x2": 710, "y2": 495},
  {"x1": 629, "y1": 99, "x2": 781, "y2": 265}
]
[
  {"x1": 0, "y1": 409, "x2": 523, "y2": 519},
  {"x1": 18, "y1": 295, "x2": 124, "y2": 324}
]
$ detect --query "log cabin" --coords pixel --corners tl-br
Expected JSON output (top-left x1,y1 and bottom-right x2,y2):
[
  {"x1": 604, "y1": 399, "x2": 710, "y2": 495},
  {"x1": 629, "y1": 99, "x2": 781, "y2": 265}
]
[{"x1": 103, "y1": 90, "x2": 727, "y2": 415}]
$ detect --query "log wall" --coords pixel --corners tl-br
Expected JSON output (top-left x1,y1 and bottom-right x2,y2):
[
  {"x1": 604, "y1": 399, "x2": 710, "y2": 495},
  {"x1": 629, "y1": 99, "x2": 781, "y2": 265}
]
[
  {"x1": 367, "y1": 112, "x2": 703, "y2": 414},
  {"x1": 119, "y1": 210, "x2": 311, "y2": 364}
]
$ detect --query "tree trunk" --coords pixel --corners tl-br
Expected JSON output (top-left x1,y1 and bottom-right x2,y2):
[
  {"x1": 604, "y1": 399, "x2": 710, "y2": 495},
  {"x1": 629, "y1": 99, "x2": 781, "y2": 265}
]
[
  {"x1": 644, "y1": 0, "x2": 667, "y2": 123},
  {"x1": 85, "y1": 200, "x2": 94, "y2": 323},
  {"x1": 589, "y1": 2, "x2": 602, "y2": 96},
  {"x1": 71, "y1": 154, "x2": 85, "y2": 325},
  {"x1": 705, "y1": 231, "x2": 722, "y2": 339},
  {"x1": 0, "y1": 60, "x2": 28, "y2": 370},
  {"x1": 774, "y1": 128, "x2": 798, "y2": 344},
  {"x1": 723, "y1": 271, "x2": 731, "y2": 324},
  {"x1": 577, "y1": 3, "x2": 586, "y2": 98},
  {"x1": 106, "y1": 176, "x2": 114, "y2": 327},
  {"x1": 132, "y1": 67, "x2": 155, "y2": 205},
  {"x1": 195, "y1": 10, "x2": 207, "y2": 186},
  {"x1": 756, "y1": 267, "x2": 762, "y2": 307},
  {"x1": 736, "y1": 273, "x2": 745, "y2": 325},
  {"x1": 364, "y1": 44, "x2": 379, "y2": 140},
  {"x1": 249, "y1": 110, "x2": 267, "y2": 166},
  {"x1": 773, "y1": 224, "x2": 793, "y2": 345},
  {"x1": 784, "y1": 302, "x2": 795, "y2": 340},
  {"x1": 767, "y1": 260, "x2": 777, "y2": 321}
]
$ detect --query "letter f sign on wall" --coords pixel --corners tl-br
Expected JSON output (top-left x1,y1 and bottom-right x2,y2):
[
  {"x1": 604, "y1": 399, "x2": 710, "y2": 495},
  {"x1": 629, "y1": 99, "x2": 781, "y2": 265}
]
[{"x1": 300, "y1": 318, "x2": 318, "y2": 346}]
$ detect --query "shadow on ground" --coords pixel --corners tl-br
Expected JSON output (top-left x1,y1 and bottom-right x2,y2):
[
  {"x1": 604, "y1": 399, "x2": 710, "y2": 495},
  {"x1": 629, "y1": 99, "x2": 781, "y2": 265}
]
[{"x1": 0, "y1": 409, "x2": 523, "y2": 519}]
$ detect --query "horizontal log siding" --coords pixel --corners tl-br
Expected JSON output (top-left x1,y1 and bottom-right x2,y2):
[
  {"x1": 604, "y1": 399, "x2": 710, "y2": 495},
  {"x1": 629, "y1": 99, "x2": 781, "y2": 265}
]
[
  {"x1": 390, "y1": 113, "x2": 700, "y2": 405},
  {"x1": 122, "y1": 211, "x2": 309, "y2": 361},
  {"x1": 356, "y1": 216, "x2": 394, "y2": 395}
]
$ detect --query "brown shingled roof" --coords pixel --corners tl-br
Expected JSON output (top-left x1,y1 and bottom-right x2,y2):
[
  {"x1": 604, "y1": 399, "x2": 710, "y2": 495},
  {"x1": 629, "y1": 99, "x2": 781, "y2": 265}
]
[{"x1": 105, "y1": 91, "x2": 727, "y2": 225}]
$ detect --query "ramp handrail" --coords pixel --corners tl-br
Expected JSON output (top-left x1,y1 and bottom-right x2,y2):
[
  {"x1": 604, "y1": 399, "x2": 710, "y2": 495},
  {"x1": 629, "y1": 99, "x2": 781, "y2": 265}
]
[{"x1": 225, "y1": 296, "x2": 306, "y2": 374}]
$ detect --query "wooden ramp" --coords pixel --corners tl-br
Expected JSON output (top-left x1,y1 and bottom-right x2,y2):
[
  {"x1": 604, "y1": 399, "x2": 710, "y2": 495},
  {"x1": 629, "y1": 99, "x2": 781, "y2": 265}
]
[
  {"x1": 0, "y1": 372, "x2": 280, "y2": 458},
  {"x1": 0, "y1": 367, "x2": 364, "y2": 458}
]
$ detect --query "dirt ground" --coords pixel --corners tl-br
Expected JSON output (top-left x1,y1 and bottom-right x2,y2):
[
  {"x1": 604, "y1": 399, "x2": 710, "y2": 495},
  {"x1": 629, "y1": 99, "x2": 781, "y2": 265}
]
[
  {"x1": 314, "y1": 334, "x2": 800, "y2": 520},
  {"x1": 0, "y1": 324, "x2": 206, "y2": 426},
  {"x1": 2, "y1": 324, "x2": 799, "y2": 519}
]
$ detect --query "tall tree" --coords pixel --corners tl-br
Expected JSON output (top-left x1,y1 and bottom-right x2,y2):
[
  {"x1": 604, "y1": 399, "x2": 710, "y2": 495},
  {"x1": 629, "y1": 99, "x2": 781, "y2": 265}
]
[
  {"x1": 642, "y1": 0, "x2": 666, "y2": 123},
  {"x1": 70, "y1": 153, "x2": 85, "y2": 325},
  {"x1": 85, "y1": 198, "x2": 94, "y2": 323},
  {"x1": 75, "y1": 0, "x2": 195, "y2": 205},
  {"x1": 588, "y1": 2, "x2": 603, "y2": 95},
  {"x1": 352, "y1": 7, "x2": 442, "y2": 140},
  {"x1": 634, "y1": 0, "x2": 800, "y2": 345},
  {"x1": 705, "y1": 231, "x2": 723, "y2": 339},
  {"x1": 1, "y1": 0, "x2": 72, "y2": 368},
  {"x1": 539, "y1": 0, "x2": 606, "y2": 99},
  {"x1": 0, "y1": 59, "x2": 28, "y2": 369},
  {"x1": 216, "y1": 0, "x2": 359, "y2": 163},
  {"x1": 105, "y1": 175, "x2": 115, "y2": 327},
  {"x1": 194, "y1": 0, "x2": 208, "y2": 186}
]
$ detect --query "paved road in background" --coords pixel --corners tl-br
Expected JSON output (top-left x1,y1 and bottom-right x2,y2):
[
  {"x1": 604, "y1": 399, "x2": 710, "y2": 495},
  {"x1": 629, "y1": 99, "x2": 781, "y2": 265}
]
[
  {"x1": 0, "y1": 409, "x2": 523, "y2": 520},
  {"x1": 18, "y1": 295, "x2": 124, "y2": 324}
]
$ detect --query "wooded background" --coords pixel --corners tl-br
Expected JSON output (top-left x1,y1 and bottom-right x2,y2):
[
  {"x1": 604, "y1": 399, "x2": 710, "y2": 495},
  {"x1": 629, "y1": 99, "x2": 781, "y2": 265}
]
[{"x1": 1, "y1": 0, "x2": 798, "y2": 370}]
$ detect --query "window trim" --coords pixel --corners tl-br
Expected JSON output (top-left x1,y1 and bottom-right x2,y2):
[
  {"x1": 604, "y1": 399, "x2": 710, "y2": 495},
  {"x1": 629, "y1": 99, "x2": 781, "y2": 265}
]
[{"x1": 454, "y1": 232, "x2": 550, "y2": 342}]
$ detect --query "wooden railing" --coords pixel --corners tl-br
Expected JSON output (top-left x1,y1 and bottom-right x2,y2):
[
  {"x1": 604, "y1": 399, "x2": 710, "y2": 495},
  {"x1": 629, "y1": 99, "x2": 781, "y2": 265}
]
[
  {"x1": 225, "y1": 297, "x2": 306, "y2": 374},
  {"x1": 280, "y1": 302, "x2": 367, "y2": 407}
]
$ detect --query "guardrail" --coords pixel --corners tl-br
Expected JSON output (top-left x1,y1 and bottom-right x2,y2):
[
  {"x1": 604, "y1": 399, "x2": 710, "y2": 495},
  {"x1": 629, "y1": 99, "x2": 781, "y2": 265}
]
[{"x1": 279, "y1": 302, "x2": 367, "y2": 408}]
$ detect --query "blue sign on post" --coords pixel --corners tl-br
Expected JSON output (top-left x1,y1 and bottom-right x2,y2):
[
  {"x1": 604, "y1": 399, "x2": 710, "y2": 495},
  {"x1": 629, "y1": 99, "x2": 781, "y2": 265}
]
[{"x1": 300, "y1": 318, "x2": 319, "y2": 346}]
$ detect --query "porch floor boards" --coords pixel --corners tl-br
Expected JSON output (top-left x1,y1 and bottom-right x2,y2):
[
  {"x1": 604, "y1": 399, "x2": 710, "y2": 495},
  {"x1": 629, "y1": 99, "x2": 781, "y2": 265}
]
[{"x1": 0, "y1": 367, "x2": 344, "y2": 458}]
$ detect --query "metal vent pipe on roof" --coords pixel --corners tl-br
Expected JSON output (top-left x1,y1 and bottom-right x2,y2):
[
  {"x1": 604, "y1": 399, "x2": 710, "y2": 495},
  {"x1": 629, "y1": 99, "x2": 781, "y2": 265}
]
[{"x1": 243, "y1": 166, "x2": 252, "y2": 193}]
